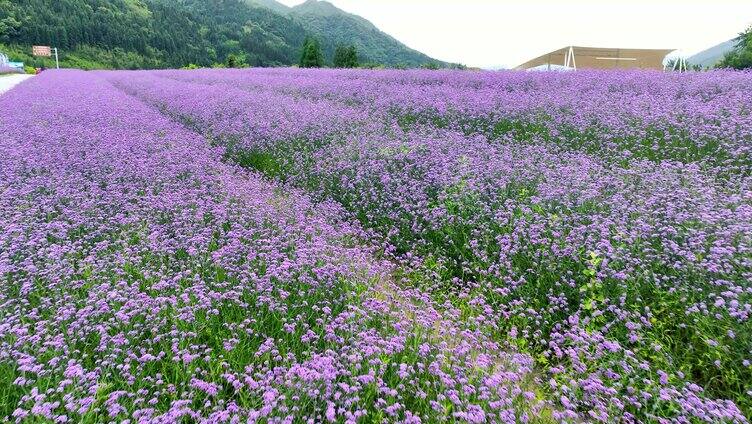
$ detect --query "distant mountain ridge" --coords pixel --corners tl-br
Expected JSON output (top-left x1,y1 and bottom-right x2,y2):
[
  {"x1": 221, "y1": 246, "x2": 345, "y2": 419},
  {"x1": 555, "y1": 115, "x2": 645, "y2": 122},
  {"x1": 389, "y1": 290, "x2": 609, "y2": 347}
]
[
  {"x1": 688, "y1": 39, "x2": 737, "y2": 69},
  {"x1": 246, "y1": 0, "x2": 292, "y2": 15},
  {"x1": 0, "y1": 0, "x2": 445, "y2": 69}
]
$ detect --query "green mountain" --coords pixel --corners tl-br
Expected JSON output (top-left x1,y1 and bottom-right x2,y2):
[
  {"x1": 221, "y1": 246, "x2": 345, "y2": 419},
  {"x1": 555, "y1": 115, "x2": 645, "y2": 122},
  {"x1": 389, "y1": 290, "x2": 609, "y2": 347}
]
[
  {"x1": 0, "y1": 0, "x2": 445, "y2": 69},
  {"x1": 0, "y1": 0, "x2": 308, "y2": 68},
  {"x1": 289, "y1": 0, "x2": 441, "y2": 68}
]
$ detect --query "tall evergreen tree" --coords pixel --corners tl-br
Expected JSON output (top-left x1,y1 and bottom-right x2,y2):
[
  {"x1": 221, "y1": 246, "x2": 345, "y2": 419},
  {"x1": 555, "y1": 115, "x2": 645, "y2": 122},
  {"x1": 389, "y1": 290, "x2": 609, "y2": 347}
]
[
  {"x1": 299, "y1": 36, "x2": 322, "y2": 68},
  {"x1": 346, "y1": 45, "x2": 358, "y2": 68},
  {"x1": 333, "y1": 44, "x2": 358, "y2": 68},
  {"x1": 332, "y1": 45, "x2": 347, "y2": 68}
]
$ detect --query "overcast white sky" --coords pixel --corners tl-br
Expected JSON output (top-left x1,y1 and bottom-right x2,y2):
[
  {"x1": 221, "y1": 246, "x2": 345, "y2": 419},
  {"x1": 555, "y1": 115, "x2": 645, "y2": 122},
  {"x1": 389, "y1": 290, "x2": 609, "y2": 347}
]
[{"x1": 278, "y1": 0, "x2": 752, "y2": 68}]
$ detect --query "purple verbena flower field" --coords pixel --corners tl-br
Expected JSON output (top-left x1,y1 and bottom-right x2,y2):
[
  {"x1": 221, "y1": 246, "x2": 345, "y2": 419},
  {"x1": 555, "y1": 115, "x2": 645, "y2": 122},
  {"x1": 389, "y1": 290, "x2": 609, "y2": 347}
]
[{"x1": 1, "y1": 68, "x2": 751, "y2": 423}]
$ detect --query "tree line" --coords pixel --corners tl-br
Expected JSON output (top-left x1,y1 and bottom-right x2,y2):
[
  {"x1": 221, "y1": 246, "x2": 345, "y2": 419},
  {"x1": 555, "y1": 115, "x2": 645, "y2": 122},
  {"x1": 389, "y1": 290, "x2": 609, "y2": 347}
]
[{"x1": 300, "y1": 37, "x2": 358, "y2": 68}]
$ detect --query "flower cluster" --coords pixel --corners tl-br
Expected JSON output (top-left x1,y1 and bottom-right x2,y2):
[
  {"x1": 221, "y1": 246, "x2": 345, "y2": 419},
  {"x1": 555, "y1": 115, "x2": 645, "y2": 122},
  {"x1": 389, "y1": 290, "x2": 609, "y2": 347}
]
[
  {"x1": 105, "y1": 67, "x2": 752, "y2": 422},
  {"x1": 0, "y1": 71, "x2": 542, "y2": 423}
]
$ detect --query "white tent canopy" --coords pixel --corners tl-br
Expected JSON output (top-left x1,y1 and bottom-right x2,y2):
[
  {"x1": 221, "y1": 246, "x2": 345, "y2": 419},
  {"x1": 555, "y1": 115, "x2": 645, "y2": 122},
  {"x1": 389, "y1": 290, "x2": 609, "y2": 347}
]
[{"x1": 516, "y1": 46, "x2": 676, "y2": 70}]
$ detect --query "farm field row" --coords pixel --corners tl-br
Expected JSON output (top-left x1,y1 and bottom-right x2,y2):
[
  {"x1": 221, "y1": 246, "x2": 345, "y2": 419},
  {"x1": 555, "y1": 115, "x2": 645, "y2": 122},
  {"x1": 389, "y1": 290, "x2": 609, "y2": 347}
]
[{"x1": 1, "y1": 68, "x2": 751, "y2": 423}]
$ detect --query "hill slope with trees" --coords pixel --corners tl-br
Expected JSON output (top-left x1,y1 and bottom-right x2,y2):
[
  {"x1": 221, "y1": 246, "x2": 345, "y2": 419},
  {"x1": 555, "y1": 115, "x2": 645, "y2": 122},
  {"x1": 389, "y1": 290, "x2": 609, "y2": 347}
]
[
  {"x1": 289, "y1": 0, "x2": 440, "y2": 68},
  {"x1": 0, "y1": 0, "x2": 446, "y2": 69}
]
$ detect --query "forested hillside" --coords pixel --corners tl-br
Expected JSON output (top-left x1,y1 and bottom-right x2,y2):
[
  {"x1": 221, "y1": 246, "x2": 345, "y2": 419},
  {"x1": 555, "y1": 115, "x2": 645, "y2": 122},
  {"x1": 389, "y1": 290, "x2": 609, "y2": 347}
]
[
  {"x1": 0, "y1": 0, "x2": 445, "y2": 69},
  {"x1": 0, "y1": 0, "x2": 308, "y2": 68},
  {"x1": 253, "y1": 0, "x2": 442, "y2": 67}
]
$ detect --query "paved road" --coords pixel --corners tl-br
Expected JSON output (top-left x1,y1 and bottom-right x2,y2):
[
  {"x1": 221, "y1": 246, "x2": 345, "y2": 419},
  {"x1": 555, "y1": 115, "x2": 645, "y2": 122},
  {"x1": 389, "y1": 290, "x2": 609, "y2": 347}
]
[{"x1": 0, "y1": 74, "x2": 33, "y2": 95}]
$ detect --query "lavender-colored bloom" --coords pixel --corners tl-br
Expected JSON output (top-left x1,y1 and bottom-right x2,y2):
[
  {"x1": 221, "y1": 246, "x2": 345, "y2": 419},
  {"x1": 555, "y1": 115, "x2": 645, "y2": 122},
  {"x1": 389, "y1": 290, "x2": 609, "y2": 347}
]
[
  {"x1": 0, "y1": 70, "x2": 543, "y2": 423},
  {"x1": 2, "y1": 67, "x2": 751, "y2": 423}
]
